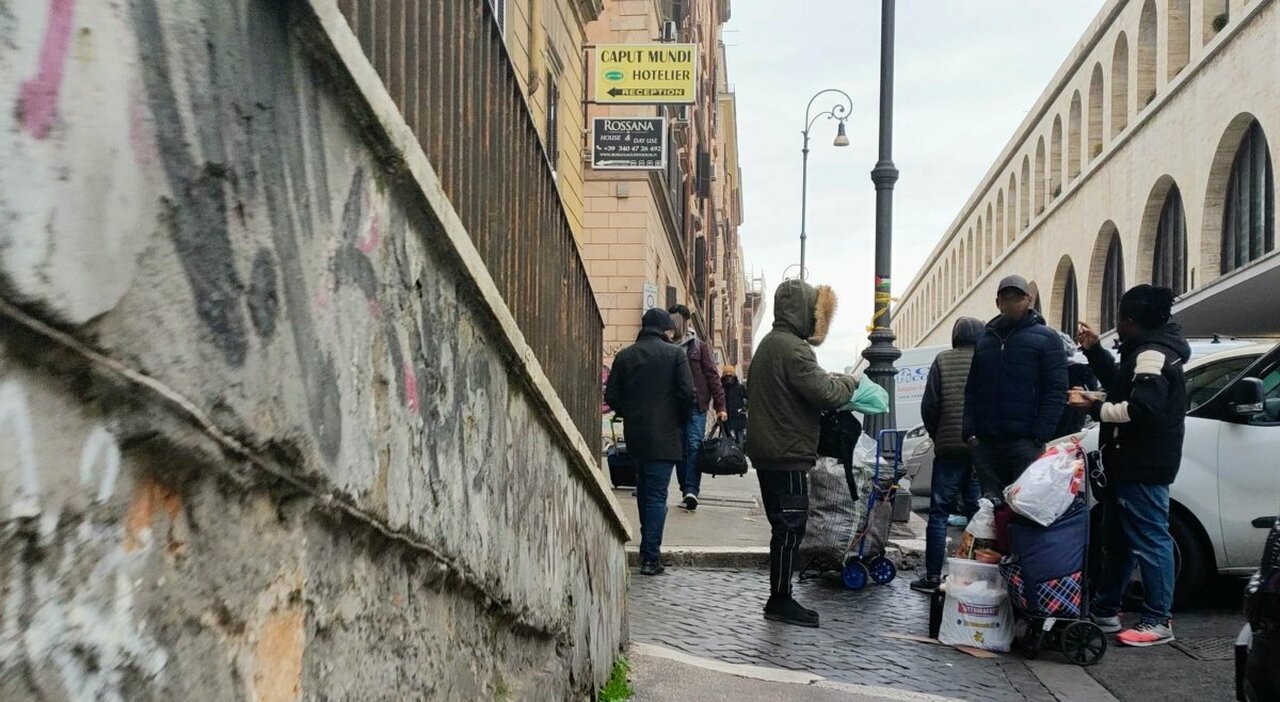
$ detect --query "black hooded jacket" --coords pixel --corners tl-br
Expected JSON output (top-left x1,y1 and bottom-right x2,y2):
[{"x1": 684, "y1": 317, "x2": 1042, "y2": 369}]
[
  {"x1": 1084, "y1": 323, "x2": 1191, "y2": 485},
  {"x1": 605, "y1": 327, "x2": 696, "y2": 462}
]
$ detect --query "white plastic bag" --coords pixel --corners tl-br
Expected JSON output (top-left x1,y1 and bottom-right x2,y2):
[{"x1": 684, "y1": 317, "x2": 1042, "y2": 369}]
[
  {"x1": 938, "y1": 580, "x2": 1014, "y2": 652},
  {"x1": 852, "y1": 432, "x2": 878, "y2": 468},
  {"x1": 1003, "y1": 443, "x2": 1085, "y2": 526}
]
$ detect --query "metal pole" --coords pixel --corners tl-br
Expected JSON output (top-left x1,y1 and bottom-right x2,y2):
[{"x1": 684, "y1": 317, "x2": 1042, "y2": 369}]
[
  {"x1": 862, "y1": 0, "x2": 901, "y2": 436},
  {"x1": 800, "y1": 130, "x2": 810, "y2": 280}
]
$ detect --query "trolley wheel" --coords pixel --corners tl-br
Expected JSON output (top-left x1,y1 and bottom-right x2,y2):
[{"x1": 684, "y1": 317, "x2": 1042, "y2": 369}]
[
  {"x1": 1061, "y1": 621, "x2": 1108, "y2": 666},
  {"x1": 1013, "y1": 622, "x2": 1044, "y2": 661},
  {"x1": 842, "y1": 561, "x2": 870, "y2": 590},
  {"x1": 868, "y1": 556, "x2": 897, "y2": 585}
]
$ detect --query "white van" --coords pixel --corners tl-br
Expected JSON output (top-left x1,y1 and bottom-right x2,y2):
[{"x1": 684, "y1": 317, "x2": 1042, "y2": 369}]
[{"x1": 850, "y1": 344, "x2": 948, "y2": 431}]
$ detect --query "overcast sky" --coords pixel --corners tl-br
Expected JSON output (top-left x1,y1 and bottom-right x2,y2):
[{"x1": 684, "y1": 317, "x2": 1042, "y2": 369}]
[{"x1": 725, "y1": 0, "x2": 1106, "y2": 370}]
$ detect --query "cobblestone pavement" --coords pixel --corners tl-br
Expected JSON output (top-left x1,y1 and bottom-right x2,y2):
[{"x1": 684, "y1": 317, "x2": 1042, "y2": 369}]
[{"x1": 629, "y1": 568, "x2": 1057, "y2": 702}]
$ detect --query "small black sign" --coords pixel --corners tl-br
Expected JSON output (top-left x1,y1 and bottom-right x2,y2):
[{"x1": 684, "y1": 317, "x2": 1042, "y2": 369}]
[{"x1": 592, "y1": 117, "x2": 667, "y2": 170}]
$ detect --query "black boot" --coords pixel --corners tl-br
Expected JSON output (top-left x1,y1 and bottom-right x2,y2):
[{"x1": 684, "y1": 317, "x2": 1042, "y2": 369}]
[
  {"x1": 639, "y1": 561, "x2": 666, "y2": 576},
  {"x1": 764, "y1": 594, "x2": 819, "y2": 628}
]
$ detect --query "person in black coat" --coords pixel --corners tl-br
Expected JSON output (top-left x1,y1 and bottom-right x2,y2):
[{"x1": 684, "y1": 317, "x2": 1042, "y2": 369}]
[
  {"x1": 963, "y1": 275, "x2": 1069, "y2": 499},
  {"x1": 1071, "y1": 285, "x2": 1189, "y2": 647},
  {"x1": 721, "y1": 365, "x2": 748, "y2": 443},
  {"x1": 604, "y1": 308, "x2": 695, "y2": 575}
]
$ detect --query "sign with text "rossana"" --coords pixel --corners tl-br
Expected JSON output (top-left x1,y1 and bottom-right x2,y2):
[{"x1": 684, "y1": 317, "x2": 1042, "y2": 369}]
[
  {"x1": 594, "y1": 44, "x2": 697, "y2": 104},
  {"x1": 591, "y1": 117, "x2": 667, "y2": 170}
]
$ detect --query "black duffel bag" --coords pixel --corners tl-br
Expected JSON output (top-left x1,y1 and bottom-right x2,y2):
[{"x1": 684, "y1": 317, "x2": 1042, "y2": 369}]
[{"x1": 698, "y1": 421, "x2": 748, "y2": 476}]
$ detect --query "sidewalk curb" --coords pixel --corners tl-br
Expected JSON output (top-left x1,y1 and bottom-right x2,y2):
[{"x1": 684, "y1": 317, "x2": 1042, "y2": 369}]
[
  {"x1": 629, "y1": 511, "x2": 928, "y2": 570},
  {"x1": 630, "y1": 643, "x2": 966, "y2": 702}
]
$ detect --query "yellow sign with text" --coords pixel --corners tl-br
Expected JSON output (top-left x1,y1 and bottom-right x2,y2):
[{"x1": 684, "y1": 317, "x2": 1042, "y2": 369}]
[{"x1": 594, "y1": 44, "x2": 697, "y2": 104}]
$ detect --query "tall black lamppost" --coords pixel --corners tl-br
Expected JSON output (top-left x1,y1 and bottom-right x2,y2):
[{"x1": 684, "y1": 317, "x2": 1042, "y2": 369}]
[
  {"x1": 799, "y1": 89, "x2": 852, "y2": 279},
  {"x1": 862, "y1": 0, "x2": 901, "y2": 435}
]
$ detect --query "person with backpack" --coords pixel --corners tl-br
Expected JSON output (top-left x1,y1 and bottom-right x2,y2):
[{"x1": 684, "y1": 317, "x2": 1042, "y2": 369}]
[
  {"x1": 668, "y1": 304, "x2": 727, "y2": 512},
  {"x1": 604, "y1": 308, "x2": 696, "y2": 576},
  {"x1": 1072, "y1": 285, "x2": 1190, "y2": 647},
  {"x1": 911, "y1": 317, "x2": 985, "y2": 594},
  {"x1": 721, "y1": 365, "x2": 748, "y2": 443},
  {"x1": 746, "y1": 279, "x2": 859, "y2": 627}
]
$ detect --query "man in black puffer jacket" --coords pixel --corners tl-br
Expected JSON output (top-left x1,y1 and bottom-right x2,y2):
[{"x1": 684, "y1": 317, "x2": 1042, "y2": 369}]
[
  {"x1": 1072, "y1": 285, "x2": 1190, "y2": 648},
  {"x1": 605, "y1": 308, "x2": 696, "y2": 576},
  {"x1": 963, "y1": 275, "x2": 1069, "y2": 499}
]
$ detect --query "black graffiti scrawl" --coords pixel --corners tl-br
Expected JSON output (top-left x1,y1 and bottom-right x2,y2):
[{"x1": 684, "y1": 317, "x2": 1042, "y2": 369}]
[{"x1": 130, "y1": 0, "x2": 343, "y2": 462}]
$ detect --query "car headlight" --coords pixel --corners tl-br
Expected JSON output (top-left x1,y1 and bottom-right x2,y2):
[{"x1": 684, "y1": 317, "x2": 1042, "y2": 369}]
[{"x1": 909, "y1": 437, "x2": 933, "y2": 460}]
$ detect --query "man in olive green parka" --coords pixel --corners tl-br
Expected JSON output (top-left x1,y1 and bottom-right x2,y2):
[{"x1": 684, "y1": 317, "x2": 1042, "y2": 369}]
[{"x1": 746, "y1": 278, "x2": 859, "y2": 627}]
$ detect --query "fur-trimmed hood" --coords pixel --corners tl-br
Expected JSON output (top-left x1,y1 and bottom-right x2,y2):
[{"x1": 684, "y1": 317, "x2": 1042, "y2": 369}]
[{"x1": 772, "y1": 279, "x2": 838, "y2": 346}]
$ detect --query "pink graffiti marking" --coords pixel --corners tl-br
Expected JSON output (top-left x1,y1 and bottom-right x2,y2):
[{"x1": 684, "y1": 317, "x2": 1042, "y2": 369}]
[
  {"x1": 357, "y1": 209, "x2": 381, "y2": 254},
  {"x1": 18, "y1": 0, "x2": 79, "y2": 140},
  {"x1": 403, "y1": 363, "x2": 420, "y2": 412}
]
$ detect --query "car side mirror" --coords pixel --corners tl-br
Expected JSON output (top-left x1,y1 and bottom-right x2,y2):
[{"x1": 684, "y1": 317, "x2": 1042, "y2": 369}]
[{"x1": 1228, "y1": 377, "x2": 1265, "y2": 418}]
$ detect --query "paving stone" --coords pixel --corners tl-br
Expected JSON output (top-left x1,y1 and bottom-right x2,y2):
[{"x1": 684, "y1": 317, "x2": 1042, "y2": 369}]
[{"x1": 630, "y1": 567, "x2": 1056, "y2": 701}]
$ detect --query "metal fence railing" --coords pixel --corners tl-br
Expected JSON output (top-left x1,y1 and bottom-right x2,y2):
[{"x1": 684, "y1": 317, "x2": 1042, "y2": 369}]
[{"x1": 337, "y1": 0, "x2": 604, "y2": 451}]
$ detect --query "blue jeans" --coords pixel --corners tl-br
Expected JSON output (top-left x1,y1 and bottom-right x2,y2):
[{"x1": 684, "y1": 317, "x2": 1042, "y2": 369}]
[
  {"x1": 678, "y1": 408, "x2": 707, "y2": 497},
  {"x1": 635, "y1": 461, "x2": 676, "y2": 563},
  {"x1": 1093, "y1": 482, "x2": 1176, "y2": 625},
  {"x1": 926, "y1": 456, "x2": 981, "y2": 578}
]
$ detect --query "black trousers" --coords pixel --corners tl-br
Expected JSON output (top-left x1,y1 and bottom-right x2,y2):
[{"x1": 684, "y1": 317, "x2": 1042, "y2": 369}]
[
  {"x1": 972, "y1": 437, "x2": 1043, "y2": 501},
  {"x1": 757, "y1": 470, "x2": 810, "y2": 596}
]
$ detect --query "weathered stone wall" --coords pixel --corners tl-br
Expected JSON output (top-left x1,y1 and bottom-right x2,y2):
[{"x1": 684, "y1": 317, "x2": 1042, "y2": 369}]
[{"x1": 0, "y1": 1, "x2": 628, "y2": 700}]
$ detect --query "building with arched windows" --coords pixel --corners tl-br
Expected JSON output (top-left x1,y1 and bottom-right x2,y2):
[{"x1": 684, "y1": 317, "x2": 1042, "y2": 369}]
[{"x1": 895, "y1": 0, "x2": 1278, "y2": 347}]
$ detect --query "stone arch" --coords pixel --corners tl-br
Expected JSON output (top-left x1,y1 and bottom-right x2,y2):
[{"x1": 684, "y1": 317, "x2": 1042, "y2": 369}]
[
  {"x1": 1007, "y1": 174, "x2": 1018, "y2": 245},
  {"x1": 1112, "y1": 33, "x2": 1130, "y2": 137},
  {"x1": 1138, "y1": 0, "x2": 1158, "y2": 109},
  {"x1": 1202, "y1": 113, "x2": 1275, "y2": 283},
  {"x1": 1137, "y1": 175, "x2": 1187, "y2": 292},
  {"x1": 985, "y1": 203, "x2": 995, "y2": 266},
  {"x1": 996, "y1": 191, "x2": 1006, "y2": 256},
  {"x1": 965, "y1": 229, "x2": 975, "y2": 288},
  {"x1": 1168, "y1": 0, "x2": 1191, "y2": 79},
  {"x1": 1050, "y1": 255, "x2": 1081, "y2": 333},
  {"x1": 1035, "y1": 137, "x2": 1047, "y2": 214},
  {"x1": 1088, "y1": 64, "x2": 1105, "y2": 162},
  {"x1": 1069, "y1": 91, "x2": 1083, "y2": 180},
  {"x1": 1203, "y1": 0, "x2": 1228, "y2": 44},
  {"x1": 1020, "y1": 156, "x2": 1032, "y2": 228},
  {"x1": 1089, "y1": 221, "x2": 1126, "y2": 331},
  {"x1": 1050, "y1": 116, "x2": 1064, "y2": 199}
]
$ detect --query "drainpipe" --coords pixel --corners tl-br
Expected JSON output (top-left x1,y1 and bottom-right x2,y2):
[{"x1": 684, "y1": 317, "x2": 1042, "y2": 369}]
[{"x1": 528, "y1": 0, "x2": 545, "y2": 96}]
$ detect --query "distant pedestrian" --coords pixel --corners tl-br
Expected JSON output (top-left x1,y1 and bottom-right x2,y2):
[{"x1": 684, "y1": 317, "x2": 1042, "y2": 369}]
[
  {"x1": 1072, "y1": 285, "x2": 1189, "y2": 647},
  {"x1": 963, "y1": 275, "x2": 1069, "y2": 499},
  {"x1": 911, "y1": 317, "x2": 985, "y2": 594},
  {"x1": 668, "y1": 304, "x2": 727, "y2": 511},
  {"x1": 721, "y1": 365, "x2": 748, "y2": 443},
  {"x1": 604, "y1": 308, "x2": 696, "y2": 576},
  {"x1": 1054, "y1": 330, "x2": 1102, "y2": 439},
  {"x1": 746, "y1": 279, "x2": 859, "y2": 627}
]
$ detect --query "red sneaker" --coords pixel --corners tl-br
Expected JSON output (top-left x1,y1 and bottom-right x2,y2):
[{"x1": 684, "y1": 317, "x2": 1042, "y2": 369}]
[{"x1": 1116, "y1": 621, "x2": 1174, "y2": 647}]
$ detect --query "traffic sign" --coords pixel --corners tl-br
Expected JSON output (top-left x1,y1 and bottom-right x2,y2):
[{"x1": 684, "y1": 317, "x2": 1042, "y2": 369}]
[
  {"x1": 592, "y1": 117, "x2": 667, "y2": 170},
  {"x1": 594, "y1": 44, "x2": 697, "y2": 104}
]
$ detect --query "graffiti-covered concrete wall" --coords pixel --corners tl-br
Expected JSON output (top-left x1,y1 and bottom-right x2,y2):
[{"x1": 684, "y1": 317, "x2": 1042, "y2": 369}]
[{"x1": 0, "y1": 1, "x2": 629, "y2": 700}]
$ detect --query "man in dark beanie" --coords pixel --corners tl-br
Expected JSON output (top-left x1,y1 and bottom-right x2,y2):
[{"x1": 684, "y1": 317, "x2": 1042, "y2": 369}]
[
  {"x1": 1072, "y1": 285, "x2": 1189, "y2": 647},
  {"x1": 605, "y1": 308, "x2": 695, "y2": 575}
]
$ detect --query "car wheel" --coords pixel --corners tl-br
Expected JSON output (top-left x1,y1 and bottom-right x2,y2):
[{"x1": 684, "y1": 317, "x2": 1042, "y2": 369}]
[{"x1": 1168, "y1": 508, "x2": 1211, "y2": 608}]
